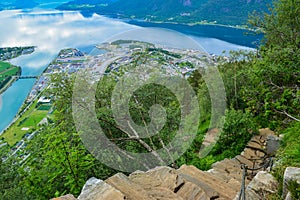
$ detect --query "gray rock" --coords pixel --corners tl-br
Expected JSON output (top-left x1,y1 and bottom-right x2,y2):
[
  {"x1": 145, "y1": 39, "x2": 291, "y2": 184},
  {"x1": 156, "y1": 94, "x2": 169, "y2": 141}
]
[
  {"x1": 245, "y1": 171, "x2": 279, "y2": 200},
  {"x1": 78, "y1": 177, "x2": 125, "y2": 200},
  {"x1": 282, "y1": 167, "x2": 300, "y2": 199},
  {"x1": 285, "y1": 192, "x2": 293, "y2": 200},
  {"x1": 266, "y1": 135, "x2": 280, "y2": 155}
]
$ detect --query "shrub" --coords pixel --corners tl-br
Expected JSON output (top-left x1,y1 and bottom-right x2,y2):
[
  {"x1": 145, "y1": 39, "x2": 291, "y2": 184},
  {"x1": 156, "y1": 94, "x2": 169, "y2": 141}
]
[
  {"x1": 288, "y1": 180, "x2": 300, "y2": 200},
  {"x1": 212, "y1": 109, "x2": 258, "y2": 157}
]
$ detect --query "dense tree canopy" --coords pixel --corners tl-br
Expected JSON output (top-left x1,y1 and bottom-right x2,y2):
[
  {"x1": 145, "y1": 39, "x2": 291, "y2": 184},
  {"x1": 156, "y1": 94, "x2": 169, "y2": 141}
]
[{"x1": 0, "y1": 0, "x2": 299, "y2": 198}]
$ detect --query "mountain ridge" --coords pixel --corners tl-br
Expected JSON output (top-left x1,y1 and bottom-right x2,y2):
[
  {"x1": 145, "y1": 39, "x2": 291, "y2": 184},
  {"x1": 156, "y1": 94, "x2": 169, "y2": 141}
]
[{"x1": 57, "y1": 0, "x2": 273, "y2": 25}]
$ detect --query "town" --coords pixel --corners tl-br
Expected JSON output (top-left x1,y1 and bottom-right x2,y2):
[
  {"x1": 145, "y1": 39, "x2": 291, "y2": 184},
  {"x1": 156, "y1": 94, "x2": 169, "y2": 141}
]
[{"x1": 0, "y1": 40, "x2": 215, "y2": 164}]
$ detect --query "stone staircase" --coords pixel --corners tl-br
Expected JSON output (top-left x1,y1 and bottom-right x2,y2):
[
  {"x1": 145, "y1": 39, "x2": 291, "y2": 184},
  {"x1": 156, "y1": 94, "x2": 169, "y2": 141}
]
[{"x1": 53, "y1": 128, "x2": 278, "y2": 200}]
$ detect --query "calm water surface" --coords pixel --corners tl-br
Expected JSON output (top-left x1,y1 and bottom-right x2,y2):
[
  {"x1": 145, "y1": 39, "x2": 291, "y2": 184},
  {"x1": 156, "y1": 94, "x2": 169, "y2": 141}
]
[{"x1": 0, "y1": 9, "x2": 256, "y2": 132}]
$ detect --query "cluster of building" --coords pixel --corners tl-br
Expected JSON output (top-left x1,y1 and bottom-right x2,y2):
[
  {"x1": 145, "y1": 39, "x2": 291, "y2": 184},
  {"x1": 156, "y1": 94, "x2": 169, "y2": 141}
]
[
  {"x1": 27, "y1": 49, "x2": 86, "y2": 102},
  {"x1": 18, "y1": 41, "x2": 216, "y2": 136},
  {"x1": 26, "y1": 75, "x2": 49, "y2": 102},
  {"x1": 47, "y1": 48, "x2": 86, "y2": 74},
  {"x1": 2, "y1": 40, "x2": 216, "y2": 163},
  {"x1": 0, "y1": 46, "x2": 35, "y2": 61},
  {"x1": 91, "y1": 41, "x2": 214, "y2": 78}
]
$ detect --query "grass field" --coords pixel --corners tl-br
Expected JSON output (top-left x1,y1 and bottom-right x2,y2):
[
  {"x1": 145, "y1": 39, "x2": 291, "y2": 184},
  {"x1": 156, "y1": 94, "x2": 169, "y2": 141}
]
[
  {"x1": 1, "y1": 101, "x2": 51, "y2": 146},
  {"x1": 38, "y1": 105, "x2": 52, "y2": 111},
  {"x1": 0, "y1": 61, "x2": 11, "y2": 71},
  {"x1": 0, "y1": 61, "x2": 20, "y2": 82}
]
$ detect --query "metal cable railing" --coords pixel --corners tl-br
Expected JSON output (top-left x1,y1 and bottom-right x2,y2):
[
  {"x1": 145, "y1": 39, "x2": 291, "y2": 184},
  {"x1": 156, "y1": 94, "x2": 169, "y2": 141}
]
[
  {"x1": 238, "y1": 164, "x2": 247, "y2": 200},
  {"x1": 237, "y1": 156, "x2": 274, "y2": 200}
]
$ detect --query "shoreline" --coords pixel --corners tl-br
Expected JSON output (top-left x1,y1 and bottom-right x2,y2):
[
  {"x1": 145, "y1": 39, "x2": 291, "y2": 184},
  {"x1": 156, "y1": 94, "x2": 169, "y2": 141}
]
[
  {"x1": 0, "y1": 76, "x2": 18, "y2": 95},
  {"x1": 76, "y1": 10, "x2": 258, "y2": 32},
  {"x1": 0, "y1": 46, "x2": 35, "y2": 95},
  {"x1": 118, "y1": 17, "x2": 254, "y2": 31},
  {"x1": 0, "y1": 75, "x2": 42, "y2": 136},
  {"x1": 54, "y1": 8, "x2": 262, "y2": 33},
  {"x1": 74, "y1": 11, "x2": 262, "y2": 48},
  {"x1": 0, "y1": 9, "x2": 262, "y2": 134}
]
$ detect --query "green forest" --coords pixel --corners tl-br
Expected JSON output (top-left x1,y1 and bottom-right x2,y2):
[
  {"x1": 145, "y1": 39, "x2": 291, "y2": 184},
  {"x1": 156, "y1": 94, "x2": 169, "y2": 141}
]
[
  {"x1": 0, "y1": 0, "x2": 299, "y2": 199},
  {"x1": 58, "y1": 0, "x2": 272, "y2": 25}
]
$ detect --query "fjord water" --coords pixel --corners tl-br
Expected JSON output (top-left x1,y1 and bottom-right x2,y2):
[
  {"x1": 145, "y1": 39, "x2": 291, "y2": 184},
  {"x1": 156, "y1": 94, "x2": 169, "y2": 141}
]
[{"x1": 0, "y1": 9, "x2": 256, "y2": 132}]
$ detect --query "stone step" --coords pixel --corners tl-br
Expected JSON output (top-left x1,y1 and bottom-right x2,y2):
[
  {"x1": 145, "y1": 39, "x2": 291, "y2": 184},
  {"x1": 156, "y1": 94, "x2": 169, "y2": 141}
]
[
  {"x1": 78, "y1": 177, "x2": 125, "y2": 200},
  {"x1": 175, "y1": 181, "x2": 210, "y2": 200},
  {"x1": 178, "y1": 173, "x2": 220, "y2": 199},
  {"x1": 254, "y1": 149, "x2": 266, "y2": 158},
  {"x1": 177, "y1": 165, "x2": 238, "y2": 199},
  {"x1": 250, "y1": 136, "x2": 265, "y2": 145},
  {"x1": 209, "y1": 159, "x2": 242, "y2": 184},
  {"x1": 207, "y1": 168, "x2": 231, "y2": 183},
  {"x1": 105, "y1": 173, "x2": 156, "y2": 200},
  {"x1": 207, "y1": 168, "x2": 242, "y2": 189},
  {"x1": 209, "y1": 167, "x2": 243, "y2": 182},
  {"x1": 259, "y1": 128, "x2": 276, "y2": 137},
  {"x1": 106, "y1": 172, "x2": 184, "y2": 200},
  {"x1": 129, "y1": 166, "x2": 210, "y2": 200},
  {"x1": 129, "y1": 166, "x2": 179, "y2": 191},
  {"x1": 235, "y1": 155, "x2": 254, "y2": 168},
  {"x1": 241, "y1": 148, "x2": 259, "y2": 159},
  {"x1": 234, "y1": 155, "x2": 265, "y2": 180},
  {"x1": 246, "y1": 141, "x2": 264, "y2": 151},
  {"x1": 212, "y1": 158, "x2": 241, "y2": 172},
  {"x1": 213, "y1": 158, "x2": 242, "y2": 172},
  {"x1": 142, "y1": 187, "x2": 185, "y2": 200},
  {"x1": 211, "y1": 159, "x2": 245, "y2": 187}
]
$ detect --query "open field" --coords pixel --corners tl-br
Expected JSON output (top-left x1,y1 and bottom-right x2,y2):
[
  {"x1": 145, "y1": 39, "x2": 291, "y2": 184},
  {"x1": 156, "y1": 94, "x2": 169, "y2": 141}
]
[
  {"x1": 1, "y1": 101, "x2": 51, "y2": 146},
  {"x1": 0, "y1": 61, "x2": 21, "y2": 91},
  {"x1": 0, "y1": 67, "x2": 19, "y2": 81},
  {"x1": 0, "y1": 61, "x2": 11, "y2": 71}
]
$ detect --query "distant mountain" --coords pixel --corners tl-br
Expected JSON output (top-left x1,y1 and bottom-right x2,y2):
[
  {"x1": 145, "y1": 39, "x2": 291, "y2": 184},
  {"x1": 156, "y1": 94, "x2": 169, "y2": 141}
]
[
  {"x1": 0, "y1": 0, "x2": 38, "y2": 9},
  {"x1": 57, "y1": 0, "x2": 273, "y2": 25}
]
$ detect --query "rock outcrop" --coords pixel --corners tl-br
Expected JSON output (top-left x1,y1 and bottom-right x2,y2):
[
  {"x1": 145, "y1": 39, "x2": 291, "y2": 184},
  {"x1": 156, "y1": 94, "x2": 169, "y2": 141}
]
[
  {"x1": 243, "y1": 171, "x2": 279, "y2": 200},
  {"x1": 282, "y1": 167, "x2": 300, "y2": 200},
  {"x1": 55, "y1": 128, "x2": 280, "y2": 200},
  {"x1": 78, "y1": 177, "x2": 125, "y2": 200}
]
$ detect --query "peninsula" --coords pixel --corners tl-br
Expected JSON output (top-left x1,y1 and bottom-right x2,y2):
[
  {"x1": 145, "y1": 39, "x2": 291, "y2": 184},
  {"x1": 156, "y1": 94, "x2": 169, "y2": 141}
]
[{"x1": 0, "y1": 46, "x2": 35, "y2": 94}]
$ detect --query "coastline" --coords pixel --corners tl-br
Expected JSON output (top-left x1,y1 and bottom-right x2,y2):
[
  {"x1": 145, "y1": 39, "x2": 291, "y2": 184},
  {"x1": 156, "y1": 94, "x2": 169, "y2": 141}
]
[
  {"x1": 0, "y1": 9, "x2": 262, "y2": 135},
  {"x1": 77, "y1": 10, "x2": 258, "y2": 32},
  {"x1": 115, "y1": 16, "x2": 254, "y2": 31},
  {"x1": 0, "y1": 76, "x2": 18, "y2": 95},
  {"x1": 124, "y1": 20, "x2": 262, "y2": 48},
  {"x1": 0, "y1": 75, "x2": 42, "y2": 136},
  {"x1": 76, "y1": 11, "x2": 262, "y2": 48},
  {"x1": 0, "y1": 46, "x2": 35, "y2": 95}
]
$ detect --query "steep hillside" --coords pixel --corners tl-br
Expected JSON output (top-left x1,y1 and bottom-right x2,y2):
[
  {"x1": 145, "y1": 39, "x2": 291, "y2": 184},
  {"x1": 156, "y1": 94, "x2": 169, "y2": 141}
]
[
  {"x1": 58, "y1": 0, "x2": 273, "y2": 25},
  {"x1": 53, "y1": 129, "x2": 281, "y2": 200}
]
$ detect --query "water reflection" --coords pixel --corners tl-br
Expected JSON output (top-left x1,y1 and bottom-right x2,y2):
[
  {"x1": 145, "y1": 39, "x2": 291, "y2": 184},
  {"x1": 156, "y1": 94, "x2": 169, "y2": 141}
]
[
  {"x1": 0, "y1": 9, "x2": 253, "y2": 132},
  {"x1": 0, "y1": 10, "x2": 135, "y2": 54},
  {"x1": 0, "y1": 10, "x2": 136, "y2": 132}
]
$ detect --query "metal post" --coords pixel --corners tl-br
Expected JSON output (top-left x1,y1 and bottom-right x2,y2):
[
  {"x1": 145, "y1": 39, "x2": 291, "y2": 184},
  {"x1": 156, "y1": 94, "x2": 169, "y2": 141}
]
[
  {"x1": 252, "y1": 161, "x2": 255, "y2": 176},
  {"x1": 269, "y1": 157, "x2": 273, "y2": 171},
  {"x1": 238, "y1": 164, "x2": 247, "y2": 200}
]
